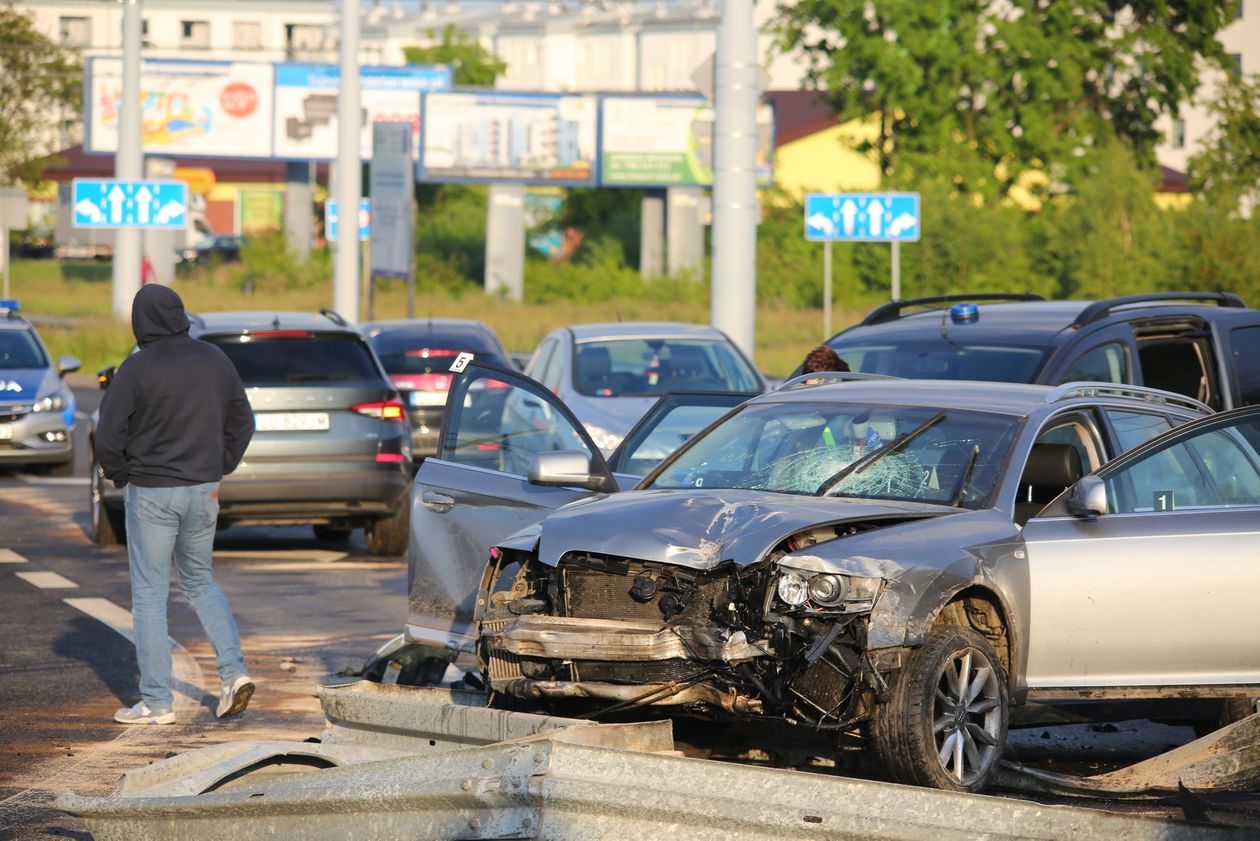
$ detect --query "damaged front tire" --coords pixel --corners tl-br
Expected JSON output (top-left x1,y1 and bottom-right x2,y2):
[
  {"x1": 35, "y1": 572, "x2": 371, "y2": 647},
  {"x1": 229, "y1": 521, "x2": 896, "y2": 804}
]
[{"x1": 871, "y1": 625, "x2": 1008, "y2": 793}]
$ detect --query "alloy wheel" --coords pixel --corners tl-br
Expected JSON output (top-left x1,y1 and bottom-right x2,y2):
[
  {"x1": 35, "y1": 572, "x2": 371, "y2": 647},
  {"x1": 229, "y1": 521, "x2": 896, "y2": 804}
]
[{"x1": 931, "y1": 646, "x2": 1002, "y2": 786}]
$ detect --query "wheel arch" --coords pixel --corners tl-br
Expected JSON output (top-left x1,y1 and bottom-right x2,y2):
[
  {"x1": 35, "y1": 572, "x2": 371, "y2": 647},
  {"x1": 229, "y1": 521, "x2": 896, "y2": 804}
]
[{"x1": 920, "y1": 585, "x2": 1018, "y2": 691}]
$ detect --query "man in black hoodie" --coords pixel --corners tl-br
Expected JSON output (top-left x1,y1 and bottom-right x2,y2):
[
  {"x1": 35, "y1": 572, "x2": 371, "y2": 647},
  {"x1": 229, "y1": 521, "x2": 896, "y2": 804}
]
[{"x1": 96, "y1": 285, "x2": 256, "y2": 725}]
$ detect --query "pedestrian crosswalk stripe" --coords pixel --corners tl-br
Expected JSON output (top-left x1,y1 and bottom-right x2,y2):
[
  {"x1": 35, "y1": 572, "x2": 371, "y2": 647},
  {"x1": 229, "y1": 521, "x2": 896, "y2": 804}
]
[
  {"x1": 63, "y1": 597, "x2": 135, "y2": 642},
  {"x1": 15, "y1": 570, "x2": 78, "y2": 589},
  {"x1": 0, "y1": 548, "x2": 27, "y2": 563}
]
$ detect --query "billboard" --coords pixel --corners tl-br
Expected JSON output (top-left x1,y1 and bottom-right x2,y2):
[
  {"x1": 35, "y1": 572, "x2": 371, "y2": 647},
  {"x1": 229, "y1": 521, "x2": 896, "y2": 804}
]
[
  {"x1": 419, "y1": 92, "x2": 598, "y2": 185},
  {"x1": 86, "y1": 57, "x2": 274, "y2": 158},
  {"x1": 599, "y1": 95, "x2": 775, "y2": 187},
  {"x1": 369, "y1": 123, "x2": 415, "y2": 280},
  {"x1": 273, "y1": 63, "x2": 451, "y2": 160}
]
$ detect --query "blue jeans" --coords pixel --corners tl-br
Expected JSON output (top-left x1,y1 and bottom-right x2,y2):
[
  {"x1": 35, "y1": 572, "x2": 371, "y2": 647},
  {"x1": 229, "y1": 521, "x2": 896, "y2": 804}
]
[{"x1": 125, "y1": 482, "x2": 246, "y2": 710}]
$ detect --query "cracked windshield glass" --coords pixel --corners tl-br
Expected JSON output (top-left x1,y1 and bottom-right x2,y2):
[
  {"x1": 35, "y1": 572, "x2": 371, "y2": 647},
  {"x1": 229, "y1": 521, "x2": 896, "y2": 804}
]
[{"x1": 651, "y1": 402, "x2": 1019, "y2": 508}]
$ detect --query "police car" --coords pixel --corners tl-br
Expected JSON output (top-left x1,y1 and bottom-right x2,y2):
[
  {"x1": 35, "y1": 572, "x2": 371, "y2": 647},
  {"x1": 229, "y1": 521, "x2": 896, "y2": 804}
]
[{"x1": 0, "y1": 299, "x2": 79, "y2": 474}]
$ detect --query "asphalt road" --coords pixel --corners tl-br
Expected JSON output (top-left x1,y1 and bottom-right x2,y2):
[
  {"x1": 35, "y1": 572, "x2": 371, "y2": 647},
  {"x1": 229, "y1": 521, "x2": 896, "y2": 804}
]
[{"x1": 0, "y1": 410, "x2": 407, "y2": 839}]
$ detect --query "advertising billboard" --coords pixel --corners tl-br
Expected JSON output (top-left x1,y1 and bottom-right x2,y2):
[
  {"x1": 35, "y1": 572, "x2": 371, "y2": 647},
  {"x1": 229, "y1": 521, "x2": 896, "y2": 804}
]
[
  {"x1": 599, "y1": 95, "x2": 775, "y2": 187},
  {"x1": 419, "y1": 92, "x2": 598, "y2": 185},
  {"x1": 86, "y1": 57, "x2": 274, "y2": 158},
  {"x1": 273, "y1": 63, "x2": 450, "y2": 160}
]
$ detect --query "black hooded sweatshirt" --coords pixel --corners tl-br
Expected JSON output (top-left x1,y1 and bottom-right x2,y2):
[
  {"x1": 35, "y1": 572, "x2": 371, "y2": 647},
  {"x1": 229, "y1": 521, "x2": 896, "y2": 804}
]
[{"x1": 96, "y1": 285, "x2": 254, "y2": 488}]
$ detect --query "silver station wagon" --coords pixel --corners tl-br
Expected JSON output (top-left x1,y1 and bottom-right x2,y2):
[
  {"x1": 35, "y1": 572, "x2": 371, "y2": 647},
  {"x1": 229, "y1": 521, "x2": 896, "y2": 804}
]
[{"x1": 409, "y1": 363, "x2": 1260, "y2": 792}]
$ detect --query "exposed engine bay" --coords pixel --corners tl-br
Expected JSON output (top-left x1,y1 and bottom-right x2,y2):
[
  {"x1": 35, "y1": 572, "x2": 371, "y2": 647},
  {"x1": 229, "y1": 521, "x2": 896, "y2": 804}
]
[{"x1": 478, "y1": 521, "x2": 906, "y2": 729}]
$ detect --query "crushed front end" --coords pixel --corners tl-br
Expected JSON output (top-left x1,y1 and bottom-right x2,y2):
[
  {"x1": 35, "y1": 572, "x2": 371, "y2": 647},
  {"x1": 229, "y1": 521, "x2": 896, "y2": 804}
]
[{"x1": 478, "y1": 525, "x2": 897, "y2": 730}]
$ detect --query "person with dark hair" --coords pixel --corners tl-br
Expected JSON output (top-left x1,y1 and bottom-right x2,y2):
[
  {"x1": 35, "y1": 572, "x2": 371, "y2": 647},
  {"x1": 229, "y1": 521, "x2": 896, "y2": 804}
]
[
  {"x1": 96, "y1": 285, "x2": 256, "y2": 725},
  {"x1": 802, "y1": 345, "x2": 850, "y2": 374}
]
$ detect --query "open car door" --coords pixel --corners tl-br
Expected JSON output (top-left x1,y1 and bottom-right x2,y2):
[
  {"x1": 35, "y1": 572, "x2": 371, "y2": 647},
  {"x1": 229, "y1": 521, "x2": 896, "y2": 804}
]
[
  {"x1": 405, "y1": 361, "x2": 615, "y2": 651},
  {"x1": 608, "y1": 391, "x2": 757, "y2": 477}
]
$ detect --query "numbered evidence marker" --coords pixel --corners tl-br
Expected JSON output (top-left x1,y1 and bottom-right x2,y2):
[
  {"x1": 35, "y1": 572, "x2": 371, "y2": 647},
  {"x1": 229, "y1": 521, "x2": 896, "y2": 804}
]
[
  {"x1": 449, "y1": 352, "x2": 475, "y2": 374},
  {"x1": 1153, "y1": 490, "x2": 1176, "y2": 511}
]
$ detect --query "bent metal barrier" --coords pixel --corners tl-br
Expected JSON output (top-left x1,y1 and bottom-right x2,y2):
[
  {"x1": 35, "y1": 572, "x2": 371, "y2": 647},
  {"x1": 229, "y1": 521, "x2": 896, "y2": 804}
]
[{"x1": 55, "y1": 681, "x2": 1248, "y2": 841}]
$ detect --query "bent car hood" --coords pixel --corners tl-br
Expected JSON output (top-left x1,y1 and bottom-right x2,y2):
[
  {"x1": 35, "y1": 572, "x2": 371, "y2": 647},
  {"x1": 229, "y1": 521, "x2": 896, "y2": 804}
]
[{"x1": 536, "y1": 488, "x2": 951, "y2": 570}]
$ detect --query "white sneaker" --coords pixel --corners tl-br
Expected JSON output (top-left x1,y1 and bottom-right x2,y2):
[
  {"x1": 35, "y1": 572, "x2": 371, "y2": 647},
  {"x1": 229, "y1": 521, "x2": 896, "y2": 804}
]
[
  {"x1": 114, "y1": 702, "x2": 175, "y2": 725},
  {"x1": 217, "y1": 674, "x2": 255, "y2": 718}
]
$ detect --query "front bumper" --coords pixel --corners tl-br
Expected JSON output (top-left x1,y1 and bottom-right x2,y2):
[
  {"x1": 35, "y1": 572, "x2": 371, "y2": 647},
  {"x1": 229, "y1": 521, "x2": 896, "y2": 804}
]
[{"x1": 0, "y1": 410, "x2": 74, "y2": 466}]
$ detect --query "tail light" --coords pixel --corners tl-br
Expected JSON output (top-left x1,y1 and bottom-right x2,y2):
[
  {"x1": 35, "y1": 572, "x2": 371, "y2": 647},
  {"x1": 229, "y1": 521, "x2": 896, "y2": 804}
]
[
  {"x1": 352, "y1": 400, "x2": 406, "y2": 421},
  {"x1": 375, "y1": 452, "x2": 406, "y2": 463},
  {"x1": 390, "y1": 373, "x2": 452, "y2": 392}
]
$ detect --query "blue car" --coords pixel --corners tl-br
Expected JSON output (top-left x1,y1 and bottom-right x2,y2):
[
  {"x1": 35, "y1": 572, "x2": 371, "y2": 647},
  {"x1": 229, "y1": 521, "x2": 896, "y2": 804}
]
[{"x1": 0, "y1": 299, "x2": 80, "y2": 474}]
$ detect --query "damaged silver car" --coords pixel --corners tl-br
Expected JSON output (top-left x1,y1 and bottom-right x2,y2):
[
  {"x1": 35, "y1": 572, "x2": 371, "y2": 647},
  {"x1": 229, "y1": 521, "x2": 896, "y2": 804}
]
[{"x1": 412, "y1": 364, "x2": 1260, "y2": 792}]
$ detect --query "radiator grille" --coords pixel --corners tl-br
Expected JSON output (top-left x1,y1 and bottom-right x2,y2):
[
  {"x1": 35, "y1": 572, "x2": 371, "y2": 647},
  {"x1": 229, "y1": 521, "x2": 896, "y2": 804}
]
[
  {"x1": 560, "y1": 556, "x2": 731, "y2": 625},
  {"x1": 789, "y1": 657, "x2": 853, "y2": 716},
  {"x1": 573, "y1": 658, "x2": 701, "y2": 684},
  {"x1": 482, "y1": 619, "x2": 525, "y2": 685}
]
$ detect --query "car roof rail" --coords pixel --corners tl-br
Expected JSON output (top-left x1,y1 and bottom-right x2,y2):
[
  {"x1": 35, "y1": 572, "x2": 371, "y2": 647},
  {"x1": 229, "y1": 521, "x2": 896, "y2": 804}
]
[
  {"x1": 1070, "y1": 292, "x2": 1246, "y2": 329},
  {"x1": 1047, "y1": 381, "x2": 1213, "y2": 414},
  {"x1": 859, "y1": 293, "x2": 1047, "y2": 326},
  {"x1": 776, "y1": 372, "x2": 902, "y2": 391},
  {"x1": 320, "y1": 308, "x2": 350, "y2": 327}
]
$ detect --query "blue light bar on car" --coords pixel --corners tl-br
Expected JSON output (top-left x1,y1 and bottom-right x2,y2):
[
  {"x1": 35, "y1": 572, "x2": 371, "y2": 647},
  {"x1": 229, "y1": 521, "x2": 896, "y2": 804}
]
[
  {"x1": 949, "y1": 302, "x2": 979, "y2": 324},
  {"x1": 0, "y1": 298, "x2": 19, "y2": 316}
]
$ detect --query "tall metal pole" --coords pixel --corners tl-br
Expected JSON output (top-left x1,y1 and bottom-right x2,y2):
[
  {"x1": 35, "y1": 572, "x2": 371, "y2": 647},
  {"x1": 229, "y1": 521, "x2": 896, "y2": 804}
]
[
  {"x1": 333, "y1": 0, "x2": 361, "y2": 322},
  {"x1": 891, "y1": 241, "x2": 901, "y2": 300},
  {"x1": 709, "y1": 0, "x2": 758, "y2": 360},
  {"x1": 823, "y1": 240, "x2": 832, "y2": 339},
  {"x1": 112, "y1": 0, "x2": 143, "y2": 320}
]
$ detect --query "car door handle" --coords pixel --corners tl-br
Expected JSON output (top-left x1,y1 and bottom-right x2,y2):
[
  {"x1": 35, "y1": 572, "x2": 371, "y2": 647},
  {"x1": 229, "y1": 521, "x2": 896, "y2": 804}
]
[{"x1": 421, "y1": 491, "x2": 455, "y2": 510}]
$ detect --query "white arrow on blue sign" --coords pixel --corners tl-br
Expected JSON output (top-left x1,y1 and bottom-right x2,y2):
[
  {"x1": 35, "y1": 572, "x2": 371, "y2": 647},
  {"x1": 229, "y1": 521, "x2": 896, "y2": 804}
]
[
  {"x1": 326, "y1": 198, "x2": 371, "y2": 242},
  {"x1": 71, "y1": 179, "x2": 188, "y2": 230},
  {"x1": 804, "y1": 192, "x2": 920, "y2": 242}
]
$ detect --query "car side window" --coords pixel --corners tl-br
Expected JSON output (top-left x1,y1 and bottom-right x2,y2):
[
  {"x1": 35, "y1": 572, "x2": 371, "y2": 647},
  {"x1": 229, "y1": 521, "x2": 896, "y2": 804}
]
[
  {"x1": 527, "y1": 339, "x2": 555, "y2": 381},
  {"x1": 1058, "y1": 342, "x2": 1128, "y2": 385},
  {"x1": 1231, "y1": 326, "x2": 1260, "y2": 406},
  {"x1": 441, "y1": 367, "x2": 595, "y2": 478},
  {"x1": 1105, "y1": 417, "x2": 1260, "y2": 513},
  {"x1": 539, "y1": 341, "x2": 567, "y2": 393},
  {"x1": 1106, "y1": 410, "x2": 1173, "y2": 452}
]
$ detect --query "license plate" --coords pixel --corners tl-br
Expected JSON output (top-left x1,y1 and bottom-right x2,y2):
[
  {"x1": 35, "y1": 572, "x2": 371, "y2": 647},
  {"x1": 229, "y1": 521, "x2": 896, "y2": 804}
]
[
  {"x1": 0, "y1": 425, "x2": 11, "y2": 440},
  {"x1": 409, "y1": 391, "x2": 447, "y2": 407},
  {"x1": 255, "y1": 412, "x2": 329, "y2": 432}
]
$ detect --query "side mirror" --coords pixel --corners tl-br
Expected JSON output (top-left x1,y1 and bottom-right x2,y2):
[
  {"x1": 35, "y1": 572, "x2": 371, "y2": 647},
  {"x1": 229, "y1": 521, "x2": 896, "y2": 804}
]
[
  {"x1": 1066, "y1": 475, "x2": 1108, "y2": 519},
  {"x1": 97, "y1": 365, "x2": 116, "y2": 390},
  {"x1": 529, "y1": 450, "x2": 602, "y2": 490},
  {"x1": 58, "y1": 356, "x2": 81, "y2": 377}
]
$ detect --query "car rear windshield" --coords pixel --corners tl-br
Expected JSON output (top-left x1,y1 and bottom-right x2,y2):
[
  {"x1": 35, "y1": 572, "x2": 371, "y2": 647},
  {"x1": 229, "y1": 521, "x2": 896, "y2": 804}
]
[
  {"x1": 573, "y1": 338, "x2": 760, "y2": 397},
  {"x1": 369, "y1": 329, "x2": 506, "y2": 375},
  {"x1": 829, "y1": 341, "x2": 1047, "y2": 383},
  {"x1": 206, "y1": 333, "x2": 383, "y2": 386},
  {"x1": 649, "y1": 401, "x2": 1020, "y2": 509},
  {"x1": 0, "y1": 329, "x2": 48, "y2": 370}
]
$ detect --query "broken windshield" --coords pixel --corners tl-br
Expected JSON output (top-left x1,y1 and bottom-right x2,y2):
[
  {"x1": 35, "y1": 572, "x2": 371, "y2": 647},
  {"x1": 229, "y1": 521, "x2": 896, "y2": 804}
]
[{"x1": 649, "y1": 401, "x2": 1020, "y2": 509}]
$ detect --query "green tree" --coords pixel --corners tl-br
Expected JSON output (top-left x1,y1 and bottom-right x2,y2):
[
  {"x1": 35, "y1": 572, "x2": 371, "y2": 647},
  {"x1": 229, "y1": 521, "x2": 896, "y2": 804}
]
[
  {"x1": 773, "y1": 0, "x2": 1235, "y2": 197},
  {"x1": 402, "y1": 24, "x2": 506, "y2": 87},
  {"x1": 0, "y1": 5, "x2": 81, "y2": 184},
  {"x1": 1187, "y1": 73, "x2": 1260, "y2": 212}
]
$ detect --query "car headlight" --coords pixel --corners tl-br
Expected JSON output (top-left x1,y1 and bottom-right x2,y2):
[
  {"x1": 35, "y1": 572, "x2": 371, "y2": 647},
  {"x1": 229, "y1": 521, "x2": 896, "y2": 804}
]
[
  {"x1": 583, "y1": 423, "x2": 623, "y2": 453},
  {"x1": 776, "y1": 571, "x2": 809, "y2": 607},
  {"x1": 32, "y1": 394, "x2": 66, "y2": 413},
  {"x1": 807, "y1": 573, "x2": 846, "y2": 606}
]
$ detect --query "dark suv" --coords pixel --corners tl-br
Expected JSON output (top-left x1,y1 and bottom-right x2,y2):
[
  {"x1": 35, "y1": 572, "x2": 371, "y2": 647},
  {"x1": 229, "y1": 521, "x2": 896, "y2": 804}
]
[
  {"x1": 819, "y1": 292, "x2": 1260, "y2": 411},
  {"x1": 89, "y1": 310, "x2": 412, "y2": 554}
]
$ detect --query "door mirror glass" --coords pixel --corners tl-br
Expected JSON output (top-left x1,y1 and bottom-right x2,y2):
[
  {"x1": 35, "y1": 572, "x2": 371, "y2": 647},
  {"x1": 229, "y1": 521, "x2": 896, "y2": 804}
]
[
  {"x1": 1066, "y1": 475, "x2": 1108, "y2": 518},
  {"x1": 58, "y1": 356, "x2": 81, "y2": 377},
  {"x1": 529, "y1": 450, "x2": 598, "y2": 489}
]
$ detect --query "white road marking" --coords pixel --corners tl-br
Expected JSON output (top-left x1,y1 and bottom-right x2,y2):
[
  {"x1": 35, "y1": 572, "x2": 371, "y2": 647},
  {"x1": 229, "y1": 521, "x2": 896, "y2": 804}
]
[
  {"x1": 64, "y1": 597, "x2": 207, "y2": 707},
  {"x1": 15, "y1": 570, "x2": 78, "y2": 589},
  {"x1": 0, "y1": 548, "x2": 28, "y2": 563},
  {"x1": 213, "y1": 549, "x2": 349, "y2": 563},
  {"x1": 63, "y1": 597, "x2": 135, "y2": 642}
]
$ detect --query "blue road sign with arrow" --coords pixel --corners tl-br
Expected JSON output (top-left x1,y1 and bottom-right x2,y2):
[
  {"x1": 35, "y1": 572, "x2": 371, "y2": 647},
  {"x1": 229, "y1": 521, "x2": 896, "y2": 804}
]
[
  {"x1": 71, "y1": 179, "x2": 188, "y2": 230},
  {"x1": 326, "y1": 198, "x2": 371, "y2": 242},
  {"x1": 804, "y1": 192, "x2": 920, "y2": 242}
]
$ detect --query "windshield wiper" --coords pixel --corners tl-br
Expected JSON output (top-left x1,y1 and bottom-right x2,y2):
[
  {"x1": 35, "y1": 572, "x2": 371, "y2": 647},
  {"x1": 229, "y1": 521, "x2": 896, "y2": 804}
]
[
  {"x1": 817, "y1": 410, "x2": 947, "y2": 496},
  {"x1": 949, "y1": 444, "x2": 981, "y2": 508}
]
